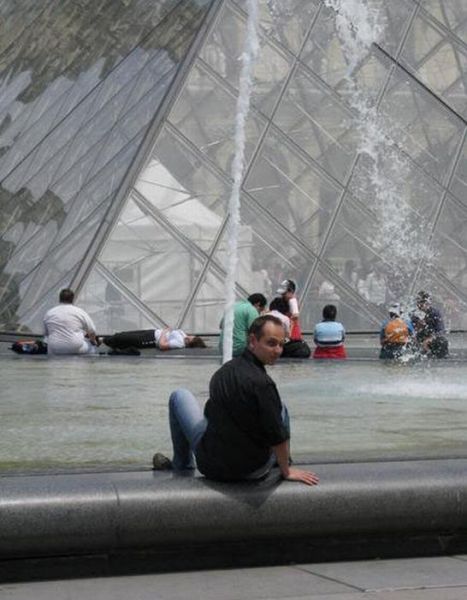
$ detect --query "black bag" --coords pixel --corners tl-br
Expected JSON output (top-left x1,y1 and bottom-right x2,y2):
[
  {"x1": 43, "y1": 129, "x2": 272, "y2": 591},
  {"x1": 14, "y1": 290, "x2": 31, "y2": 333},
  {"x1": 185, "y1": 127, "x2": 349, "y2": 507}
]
[
  {"x1": 10, "y1": 339, "x2": 48, "y2": 354},
  {"x1": 281, "y1": 340, "x2": 311, "y2": 359}
]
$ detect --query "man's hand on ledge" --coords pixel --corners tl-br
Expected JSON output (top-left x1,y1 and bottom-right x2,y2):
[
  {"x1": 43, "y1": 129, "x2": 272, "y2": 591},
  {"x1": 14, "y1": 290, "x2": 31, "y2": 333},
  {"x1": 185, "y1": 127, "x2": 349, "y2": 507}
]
[{"x1": 285, "y1": 468, "x2": 319, "y2": 486}]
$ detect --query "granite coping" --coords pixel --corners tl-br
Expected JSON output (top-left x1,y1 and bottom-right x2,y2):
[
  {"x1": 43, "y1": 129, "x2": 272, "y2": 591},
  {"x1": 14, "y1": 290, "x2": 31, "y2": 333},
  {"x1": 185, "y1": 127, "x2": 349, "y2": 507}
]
[{"x1": 1, "y1": 459, "x2": 467, "y2": 562}]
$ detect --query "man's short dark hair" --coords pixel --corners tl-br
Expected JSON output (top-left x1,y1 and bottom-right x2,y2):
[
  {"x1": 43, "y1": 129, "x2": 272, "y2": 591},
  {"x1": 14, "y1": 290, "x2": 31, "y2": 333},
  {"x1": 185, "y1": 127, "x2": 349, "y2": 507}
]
[
  {"x1": 186, "y1": 336, "x2": 207, "y2": 348},
  {"x1": 248, "y1": 314, "x2": 284, "y2": 339},
  {"x1": 247, "y1": 293, "x2": 267, "y2": 309},
  {"x1": 416, "y1": 290, "x2": 431, "y2": 305},
  {"x1": 59, "y1": 288, "x2": 75, "y2": 304},
  {"x1": 323, "y1": 304, "x2": 337, "y2": 320},
  {"x1": 269, "y1": 297, "x2": 289, "y2": 315}
]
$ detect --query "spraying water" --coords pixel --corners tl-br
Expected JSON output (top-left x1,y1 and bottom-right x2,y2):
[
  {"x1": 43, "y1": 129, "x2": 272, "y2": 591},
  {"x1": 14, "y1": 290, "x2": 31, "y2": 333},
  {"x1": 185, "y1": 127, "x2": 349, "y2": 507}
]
[
  {"x1": 324, "y1": 0, "x2": 434, "y2": 305},
  {"x1": 222, "y1": 0, "x2": 260, "y2": 363}
]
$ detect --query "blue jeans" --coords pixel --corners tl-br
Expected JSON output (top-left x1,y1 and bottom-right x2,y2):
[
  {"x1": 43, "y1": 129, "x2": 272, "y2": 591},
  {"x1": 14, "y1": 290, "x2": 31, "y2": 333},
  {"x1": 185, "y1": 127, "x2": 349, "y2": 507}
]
[
  {"x1": 169, "y1": 388, "x2": 207, "y2": 470},
  {"x1": 169, "y1": 388, "x2": 290, "y2": 475}
]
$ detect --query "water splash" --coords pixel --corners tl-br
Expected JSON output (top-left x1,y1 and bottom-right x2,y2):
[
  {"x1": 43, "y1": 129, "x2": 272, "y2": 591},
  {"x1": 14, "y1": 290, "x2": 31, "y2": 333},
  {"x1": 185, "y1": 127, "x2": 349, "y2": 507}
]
[
  {"x1": 324, "y1": 0, "x2": 435, "y2": 302},
  {"x1": 222, "y1": 0, "x2": 260, "y2": 363},
  {"x1": 266, "y1": 0, "x2": 294, "y2": 20},
  {"x1": 324, "y1": 0, "x2": 384, "y2": 75}
]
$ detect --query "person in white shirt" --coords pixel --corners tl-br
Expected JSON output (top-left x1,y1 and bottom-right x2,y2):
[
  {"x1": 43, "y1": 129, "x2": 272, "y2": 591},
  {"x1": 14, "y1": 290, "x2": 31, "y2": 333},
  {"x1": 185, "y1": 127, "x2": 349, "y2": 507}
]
[
  {"x1": 43, "y1": 288, "x2": 97, "y2": 355},
  {"x1": 267, "y1": 297, "x2": 291, "y2": 339}
]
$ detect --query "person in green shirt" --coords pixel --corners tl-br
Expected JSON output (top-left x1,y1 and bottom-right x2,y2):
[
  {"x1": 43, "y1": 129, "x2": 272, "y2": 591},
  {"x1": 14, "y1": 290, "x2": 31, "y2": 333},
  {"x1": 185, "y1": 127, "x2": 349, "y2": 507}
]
[{"x1": 219, "y1": 293, "x2": 267, "y2": 358}]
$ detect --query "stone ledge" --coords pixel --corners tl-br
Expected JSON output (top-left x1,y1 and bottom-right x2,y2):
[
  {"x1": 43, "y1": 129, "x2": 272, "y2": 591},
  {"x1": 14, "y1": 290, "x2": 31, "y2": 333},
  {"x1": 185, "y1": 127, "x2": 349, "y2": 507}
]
[{"x1": 2, "y1": 459, "x2": 467, "y2": 565}]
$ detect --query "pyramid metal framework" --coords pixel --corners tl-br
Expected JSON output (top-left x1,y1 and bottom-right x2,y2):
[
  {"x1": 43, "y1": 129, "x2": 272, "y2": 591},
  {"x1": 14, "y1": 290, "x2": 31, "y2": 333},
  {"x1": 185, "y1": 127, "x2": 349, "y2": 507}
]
[{"x1": 0, "y1": 0, "x2": 466, "y2": 334}]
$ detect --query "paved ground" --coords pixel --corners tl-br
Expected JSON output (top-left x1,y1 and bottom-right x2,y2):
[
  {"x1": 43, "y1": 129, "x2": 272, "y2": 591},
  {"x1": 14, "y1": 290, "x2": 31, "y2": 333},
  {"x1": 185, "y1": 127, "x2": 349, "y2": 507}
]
[{"x1": 2, "y1": 556, "x2": 467, "y2": 599}]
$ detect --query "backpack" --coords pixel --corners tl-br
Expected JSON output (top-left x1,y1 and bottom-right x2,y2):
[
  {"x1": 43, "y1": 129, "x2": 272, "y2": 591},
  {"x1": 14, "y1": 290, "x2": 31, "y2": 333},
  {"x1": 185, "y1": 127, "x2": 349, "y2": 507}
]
[
  {"x1": 10, "y1": 340, "x2": 48, "y2": 354},
  {"x1": 384, "y1": 318, "x2": 409, "y2": 344},
  {"x1": 281, "y1": 339, "x2": 311, "y2": 358}
]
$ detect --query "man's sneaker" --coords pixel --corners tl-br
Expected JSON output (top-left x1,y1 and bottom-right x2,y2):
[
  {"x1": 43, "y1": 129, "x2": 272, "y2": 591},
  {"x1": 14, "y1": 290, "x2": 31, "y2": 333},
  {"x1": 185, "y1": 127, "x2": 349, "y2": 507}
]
[{"x1": 152, "y1": 453, "x2": 172, "y2": 470}]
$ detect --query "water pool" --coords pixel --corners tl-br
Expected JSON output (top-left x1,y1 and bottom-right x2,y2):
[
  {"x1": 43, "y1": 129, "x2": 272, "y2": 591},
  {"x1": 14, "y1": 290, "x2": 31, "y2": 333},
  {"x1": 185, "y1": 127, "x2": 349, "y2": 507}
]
[{"x1": 2, "y1": 351, "x2": 467, "y2": 473}]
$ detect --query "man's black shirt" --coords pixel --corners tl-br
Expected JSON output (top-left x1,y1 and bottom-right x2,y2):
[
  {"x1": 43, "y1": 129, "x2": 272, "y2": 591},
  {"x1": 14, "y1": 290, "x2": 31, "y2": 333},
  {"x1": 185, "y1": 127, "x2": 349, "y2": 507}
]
[{"x1": 195, "y1": 349, "x2": 289, "y2": 481}]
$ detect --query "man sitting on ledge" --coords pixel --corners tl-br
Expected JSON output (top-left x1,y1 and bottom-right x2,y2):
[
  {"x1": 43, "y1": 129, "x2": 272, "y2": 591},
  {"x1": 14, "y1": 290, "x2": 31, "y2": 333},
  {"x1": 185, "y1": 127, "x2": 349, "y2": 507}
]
[
  {"x1": 43, "y1": 288, "x2": 98, "y2": 355},
  {"x1": 153, "y1": 315, "x2": 319, "y2": 486}
]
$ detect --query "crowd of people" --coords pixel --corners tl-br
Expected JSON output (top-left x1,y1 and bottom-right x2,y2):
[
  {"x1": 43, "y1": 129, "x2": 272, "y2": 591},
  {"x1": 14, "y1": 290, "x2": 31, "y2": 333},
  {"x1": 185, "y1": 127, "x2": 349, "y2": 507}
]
[
  {"x1": 8, "y1": 282, "x2": 451, "y2": 489},
  {"x1": 16, "y1": 282, "x2": 448, "y2": 362}
]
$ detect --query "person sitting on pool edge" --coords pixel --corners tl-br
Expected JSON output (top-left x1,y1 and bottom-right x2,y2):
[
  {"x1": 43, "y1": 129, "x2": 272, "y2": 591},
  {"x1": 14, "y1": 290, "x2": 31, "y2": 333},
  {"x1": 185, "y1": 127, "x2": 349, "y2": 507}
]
[
  {"x1": 43, "y1": 288, "x2": 98, "y2": 355},
  {"x1": 410, "y1": 291, "x2": 449, "y2": 358},
  {"x1": 379, "y1": 303, "x2": 414, "y2": 360},
  {"x1": 276, "y1": 279, "x2": 302, "y2": 341},
  {"x1": 219, "y1": 293, "x2": 267, "y2": 358},
  {"x1": 152, "y1": 314, "x2": 319, "y2": 486},
  {"x1": 312, "y1": 304, "x2": 347, "y2": 359},
  {"x1": 103, "y1": 328, "x2": 206, "y2": 352}
]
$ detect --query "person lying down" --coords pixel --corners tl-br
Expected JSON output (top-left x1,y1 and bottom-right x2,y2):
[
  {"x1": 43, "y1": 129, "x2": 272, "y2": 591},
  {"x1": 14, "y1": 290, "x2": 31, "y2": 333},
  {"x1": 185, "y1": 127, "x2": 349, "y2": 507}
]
[{"x1": 102, "y1": 328, "x2": 206, "y2": 351}]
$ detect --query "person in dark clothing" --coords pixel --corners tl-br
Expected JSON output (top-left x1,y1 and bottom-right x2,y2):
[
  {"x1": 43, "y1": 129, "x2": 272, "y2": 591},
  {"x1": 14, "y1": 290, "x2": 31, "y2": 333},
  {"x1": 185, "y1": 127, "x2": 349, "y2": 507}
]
[
  {"x1": 152, "y1": 315, "x2": 319, "y2": 486},
  {"x1": 411, "y1": 291, "x2": 448, "y2": 358}
]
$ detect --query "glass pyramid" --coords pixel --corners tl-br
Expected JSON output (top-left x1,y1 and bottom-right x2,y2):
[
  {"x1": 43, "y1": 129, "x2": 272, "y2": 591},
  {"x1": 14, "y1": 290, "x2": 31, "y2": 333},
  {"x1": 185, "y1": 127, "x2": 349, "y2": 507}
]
[{"x1": 0, "y1": 0, "x2": 466, "y2": 334}]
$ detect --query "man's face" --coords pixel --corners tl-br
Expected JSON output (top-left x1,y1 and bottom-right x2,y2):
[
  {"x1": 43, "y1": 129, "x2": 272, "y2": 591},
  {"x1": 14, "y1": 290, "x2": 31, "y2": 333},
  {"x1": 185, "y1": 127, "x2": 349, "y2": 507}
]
[
  {"x1": 283, "y1": 289, "x2": 293, "y2": 301},
  {"x1": 417, "y1": 299, "x2": 429, "y2": 311},
  {"x1": 248, "y1": 321, "x2": 285, "y2": 365}
]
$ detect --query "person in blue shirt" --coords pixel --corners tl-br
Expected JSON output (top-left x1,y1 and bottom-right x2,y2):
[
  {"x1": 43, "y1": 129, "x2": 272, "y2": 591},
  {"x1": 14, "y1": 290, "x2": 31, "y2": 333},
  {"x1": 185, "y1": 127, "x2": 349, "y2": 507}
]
[{"x1": 313, "y1": 304, "x2": 347, "y2": 359}]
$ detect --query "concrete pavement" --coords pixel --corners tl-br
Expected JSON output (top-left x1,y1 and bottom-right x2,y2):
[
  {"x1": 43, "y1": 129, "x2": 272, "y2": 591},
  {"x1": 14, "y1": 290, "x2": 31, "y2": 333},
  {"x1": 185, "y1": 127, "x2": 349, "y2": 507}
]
[{"x1": 2, "y1": 555, "x2": 467, "y2": 599}]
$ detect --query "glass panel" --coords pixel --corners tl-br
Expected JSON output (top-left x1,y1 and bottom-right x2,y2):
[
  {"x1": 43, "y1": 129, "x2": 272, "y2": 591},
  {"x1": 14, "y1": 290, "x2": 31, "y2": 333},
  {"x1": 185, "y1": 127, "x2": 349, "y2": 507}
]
[
  {"x1": 422, "y1": 1, "x2": 467, "y2": 44},
  {"x1": 274, "y1": 66, "x2": 357, "y2": 183},
  {"x1": 170, "y1": 62, "x2": 266, "y2": 174},
  {"x1": 301, "y1": 6, "x2": 397, "y2": 102},
  {"x1": 180, "y1": 266, "x2": 227, "y2": 333},
  {"x1": 1, "y1": 212, "x2": 61, "y2": 282},
  {"x1": 0, "y1": 2, "x2": 45, "y2": 57},
  {"x1": 99, "y1": 197, "x2": 207, "y2": 328},
  {"x1": 379, "y1": 67, "x2": 464, "y2": 183},
  {"x1": 200, "y1": 2, "x2": 292, "y2": 117},
  {"x1": 303, "y1": 267, "x2": 380, "y2": 332},
  {"x1": 213, "y1": 196, "x2": 316, "y2": 299},
  {"x1": 232, "y1": 0, "x2": 320, "y2": 55},
  {"x1": 16, "y1": 132, "x2": 144, "y2": 264},
  {"x1": 401, "y1": 13, "x2": 467, "y2": 119},
  {"x1": 79, "y1": 267, "x2": 159, "y2": 334},
  {"x1": 0, "y1": 0, "x2": 215, "y2": 332},
  {"x1": 322, "y1": 196, "x2": 414, "y2": 304},
  {"x1": 5, "y1": 272, "x2": 72, "y2": 334},
  {"x1": 348, "y1": 151, "x2": 443, "y2": 225},
  {"x1": 431, "y1": 196, "x2": 467, "y2": 298},
  {"x1": 17, "y1": 202, "x2": 109, "y2": 316},
  {"x1": 136, "y1": 126, "x2": 229, "y2": 253},
  {"x1": 244, "y1": 129, "x2": 341, "y2": 253},
  {"x1": 376, "y1": 0, "x2": 416, "y2": 55},
  {"x1": 0, "y1": 0, "x2": 185, "y2": 176},
  {"x1": 450, "y1": 135, "x2": 467, "y2": 205}
]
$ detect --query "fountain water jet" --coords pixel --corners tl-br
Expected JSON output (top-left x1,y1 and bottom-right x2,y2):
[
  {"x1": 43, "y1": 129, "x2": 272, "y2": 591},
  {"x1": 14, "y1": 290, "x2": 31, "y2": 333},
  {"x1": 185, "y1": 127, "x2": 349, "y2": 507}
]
[
  {"x1": 222, "y1": 0, "x2": 260, "y2": 363},
  {"x1": 324, "y1": 0, "x2": 435, "y2": 308}
]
